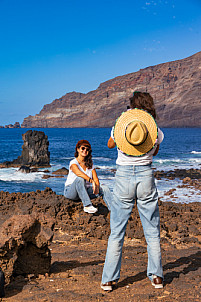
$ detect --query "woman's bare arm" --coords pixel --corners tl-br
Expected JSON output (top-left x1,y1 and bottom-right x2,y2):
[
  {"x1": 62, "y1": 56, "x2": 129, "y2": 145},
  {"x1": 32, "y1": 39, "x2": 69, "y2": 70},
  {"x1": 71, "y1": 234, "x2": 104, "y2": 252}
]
[
  {"x1": 107, "y1": 137, "x2": 116, "y2": 149},
  {"x1": 71, "y1": 164, "x2": 91, "y2": 182},
  {"x1": 153, "y1": 145, "x2": 160, "y2": 156}
]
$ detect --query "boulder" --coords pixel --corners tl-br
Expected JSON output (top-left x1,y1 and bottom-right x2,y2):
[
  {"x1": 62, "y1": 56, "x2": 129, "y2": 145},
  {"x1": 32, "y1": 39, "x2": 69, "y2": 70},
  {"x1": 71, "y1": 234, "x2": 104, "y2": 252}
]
[
  {"x1": 182, "y1": 177, "x2": 192, "y2": 184},
  {"x1": 52, "y1": 167, "x2": 69, "y2": 175},
  {"x1": 42, "y1": 167, "x2": 68, "y2": 179},
  {"x1": 0, "y1": 215, "x2": 52, "y2": 283},
  {"x1": 18, "y1": 165, "x2": 31, "y2": 173}
]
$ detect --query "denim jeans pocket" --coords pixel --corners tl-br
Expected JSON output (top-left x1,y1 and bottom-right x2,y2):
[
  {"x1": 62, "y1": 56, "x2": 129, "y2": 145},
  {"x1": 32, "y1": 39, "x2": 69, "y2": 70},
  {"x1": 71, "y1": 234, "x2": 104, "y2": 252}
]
[
  {"x1": 114, "y1": 175, "x2": 131, "y2": 198},
  {"x1": 138, "y1": 171, "x2": 157, "y2": 199}
]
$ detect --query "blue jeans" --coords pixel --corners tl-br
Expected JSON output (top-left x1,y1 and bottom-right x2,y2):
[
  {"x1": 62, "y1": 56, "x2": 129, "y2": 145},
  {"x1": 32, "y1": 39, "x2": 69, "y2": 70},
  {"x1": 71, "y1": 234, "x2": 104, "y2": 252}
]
[
  {"x1": 101, "y1": 164, "x2": 163, "y2": 284},
  {"x1": 64, "y1": 177, "x2": 111, "y2": 210}
]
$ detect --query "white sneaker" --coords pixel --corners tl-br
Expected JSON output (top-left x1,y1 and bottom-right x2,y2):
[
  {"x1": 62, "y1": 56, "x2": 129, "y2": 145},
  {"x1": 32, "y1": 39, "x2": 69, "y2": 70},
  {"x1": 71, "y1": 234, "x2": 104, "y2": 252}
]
[
  {"x1": 101, "y1": 282, "x2": 113, "y2": 291},
  {"x1": 84, "y1": 205, "x2": 98, "y2": 214},
  {"x1": 151, "y1": 275, "x2": 163, "y2": 289}
]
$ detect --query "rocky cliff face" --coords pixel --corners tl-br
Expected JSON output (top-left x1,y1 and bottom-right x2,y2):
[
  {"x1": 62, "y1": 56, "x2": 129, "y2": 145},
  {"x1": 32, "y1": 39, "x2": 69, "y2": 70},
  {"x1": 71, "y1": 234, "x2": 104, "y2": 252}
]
[{"x1": 22, "y1": 51, "x2": 201, "y2": 128}]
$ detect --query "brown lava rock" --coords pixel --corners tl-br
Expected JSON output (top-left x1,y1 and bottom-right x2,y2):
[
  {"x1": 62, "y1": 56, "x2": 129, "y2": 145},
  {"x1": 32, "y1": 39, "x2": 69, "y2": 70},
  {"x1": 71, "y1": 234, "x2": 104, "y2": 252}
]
[
  {"x1": 0, "y1": 185, "x2": 201, "y2": 301},
  {"x1": 0, "y1": 215, "x2": 52, "y2": 283},
  {"x1": 0, "y1": 188, "x2": 200, "y2": 246},
  {"x1": 52, "y1": 167, "x2": 69, "y2": 175}
]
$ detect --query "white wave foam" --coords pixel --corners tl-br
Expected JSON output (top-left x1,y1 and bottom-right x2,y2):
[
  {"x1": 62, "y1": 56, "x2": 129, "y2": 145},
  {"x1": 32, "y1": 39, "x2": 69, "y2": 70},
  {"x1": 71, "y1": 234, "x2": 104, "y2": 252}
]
[
  {"x1": 191, "y1": 151, "x2": 201, "y2": 154},
  {"x1": 157, "y1": 178, "x2": 201, "y2": 203},
  {"x1": 93, "y1": 157, "x2": 112, "y2": 162},
  {"x1": 0, "y1": 168, "x2": 44, "y2": 182},
  {"x1": 154, "y1": 158, "x2": 184, "y2": 164},
  {"x1": 95, "y1": 165, "x2": 116, "y2": 170},
  {"x1": 189, "y1": 158, "x2": 201, "y2": 163},
  {"x1": 57, "y1": 157, "x2": 74, "y2": 160},
  {"x1": 153, "y1": 157, "x2": 201, "y2": 171}
]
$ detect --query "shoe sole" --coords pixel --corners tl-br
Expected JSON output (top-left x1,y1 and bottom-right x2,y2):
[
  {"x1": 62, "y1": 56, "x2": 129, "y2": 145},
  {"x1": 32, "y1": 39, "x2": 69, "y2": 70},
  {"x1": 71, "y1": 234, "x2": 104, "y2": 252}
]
[
  {"x1": 101, "y1": 285, "x2": 112, "y2": 291},
  {"x1": 151, "y1": 282, "x2": 163, "y2": 289},
  {"x1": 84, "y1": 209, "x2": 98, "y2": 214}
]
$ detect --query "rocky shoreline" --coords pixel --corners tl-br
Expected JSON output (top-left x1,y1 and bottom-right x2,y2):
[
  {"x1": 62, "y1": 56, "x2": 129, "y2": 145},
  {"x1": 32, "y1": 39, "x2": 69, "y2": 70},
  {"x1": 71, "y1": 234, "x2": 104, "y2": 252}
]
[
  {"x1": 0, "y1": 168, "x2": 201, "y2": 301},
  {"x1": 0, "y1": 188, "x2": 201, "y2": 245}
]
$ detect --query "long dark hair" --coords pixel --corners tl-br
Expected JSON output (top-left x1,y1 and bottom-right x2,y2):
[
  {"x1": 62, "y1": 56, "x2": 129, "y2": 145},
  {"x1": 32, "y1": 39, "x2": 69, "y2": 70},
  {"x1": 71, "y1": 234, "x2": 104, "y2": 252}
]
[
  {"x1": 74, "y1": 140, "x2": 93, "y2": 169},
  {"x1": 129, "y1": 92, "x2": 157, "y2": 119}
]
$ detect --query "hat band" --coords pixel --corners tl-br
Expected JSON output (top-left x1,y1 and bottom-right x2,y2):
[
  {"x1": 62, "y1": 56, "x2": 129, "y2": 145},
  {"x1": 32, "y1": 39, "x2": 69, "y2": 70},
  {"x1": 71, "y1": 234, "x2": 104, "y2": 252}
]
[{"x1": 125, "y1": 122, "x2": 148, "y2": 146}]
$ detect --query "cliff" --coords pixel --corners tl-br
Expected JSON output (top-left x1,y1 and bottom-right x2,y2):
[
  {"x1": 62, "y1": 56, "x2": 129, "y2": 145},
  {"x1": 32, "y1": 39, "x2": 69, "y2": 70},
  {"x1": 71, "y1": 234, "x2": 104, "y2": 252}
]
[{"x1": 22, "y1": 51, "x2": 201, "y2": 128}]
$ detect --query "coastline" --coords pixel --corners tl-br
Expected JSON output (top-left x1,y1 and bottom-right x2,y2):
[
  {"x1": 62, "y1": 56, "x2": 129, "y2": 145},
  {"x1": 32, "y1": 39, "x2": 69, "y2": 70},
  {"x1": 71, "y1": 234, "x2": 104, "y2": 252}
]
[
  {"x1": 0, "y1": 125, "x2": 201, "y2": 300},
  {"x1": 1, "y1": 127, "x2": 201, "y2": 198}
]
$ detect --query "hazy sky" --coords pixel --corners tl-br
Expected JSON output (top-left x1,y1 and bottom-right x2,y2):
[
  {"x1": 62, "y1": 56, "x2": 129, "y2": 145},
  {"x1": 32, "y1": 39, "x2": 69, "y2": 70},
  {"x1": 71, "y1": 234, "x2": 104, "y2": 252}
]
[{"x1": 0, "y1": 0, "x2": 201, "y2": 125}]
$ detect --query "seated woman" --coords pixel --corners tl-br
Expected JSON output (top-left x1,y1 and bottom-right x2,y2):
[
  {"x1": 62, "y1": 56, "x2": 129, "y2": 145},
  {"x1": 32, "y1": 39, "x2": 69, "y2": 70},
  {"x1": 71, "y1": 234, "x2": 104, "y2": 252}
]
[{"x1": 64, "y1": 139, "x2": 111, "y2": 214}]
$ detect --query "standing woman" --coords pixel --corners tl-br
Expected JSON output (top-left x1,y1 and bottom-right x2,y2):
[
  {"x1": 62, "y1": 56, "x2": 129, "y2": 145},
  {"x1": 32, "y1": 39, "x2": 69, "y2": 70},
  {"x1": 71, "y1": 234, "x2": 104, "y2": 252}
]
[
  {"x1": 64, "y1": 139, "x2": 111, "y2": 214},
  {"x1": 101, "y1": 92, "x2": 164, "y2": 291}
]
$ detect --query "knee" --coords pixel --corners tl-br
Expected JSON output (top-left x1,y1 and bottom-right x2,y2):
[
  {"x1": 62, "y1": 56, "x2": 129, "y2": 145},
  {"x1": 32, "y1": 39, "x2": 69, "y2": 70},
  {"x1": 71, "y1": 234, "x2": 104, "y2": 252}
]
[
  {"x1": 110, "y1": 229, "x2": 125, "y2": 243},
  {"x1": 108, "y1": 236, "x2": 124, "y2": 253},
  {"x1": 75, "y1": 177, "x2": 85, "y2": 185}
]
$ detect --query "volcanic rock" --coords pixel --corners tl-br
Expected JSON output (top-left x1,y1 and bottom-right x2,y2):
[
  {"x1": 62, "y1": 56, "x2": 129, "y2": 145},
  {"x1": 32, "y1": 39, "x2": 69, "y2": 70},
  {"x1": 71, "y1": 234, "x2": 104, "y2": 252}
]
[
  {"x1": 0, "y1": 130, "x2": 50, "y2": 168},
  {"x1": 42, "y1": 174, "x2": 64, "y2": 179},
  {"x1": 0, "y1": 187, "x2": 200, "y2": 245},
  {"x1": 0, "y1": 215, "x2": 52, "y2": 283},
  {"x1": 41, "y1": 167, "x2": 69, "y2": 179},
  {"x1": 18, "y1": 166, "x2": 31, "y2": 173},
  {"x1": 52, "y1": 167, "x2": 69, "y2": 175},
  {"x1": 21, "y1": 51, "x2": 201, "y2": 128}
]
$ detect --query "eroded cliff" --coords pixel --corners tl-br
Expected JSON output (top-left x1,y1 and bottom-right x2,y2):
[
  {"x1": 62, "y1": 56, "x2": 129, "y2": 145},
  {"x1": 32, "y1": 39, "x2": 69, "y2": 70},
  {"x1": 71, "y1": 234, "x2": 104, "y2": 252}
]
[{"x1": 22, "y1": 51, "x2": 201, "y2": 128}]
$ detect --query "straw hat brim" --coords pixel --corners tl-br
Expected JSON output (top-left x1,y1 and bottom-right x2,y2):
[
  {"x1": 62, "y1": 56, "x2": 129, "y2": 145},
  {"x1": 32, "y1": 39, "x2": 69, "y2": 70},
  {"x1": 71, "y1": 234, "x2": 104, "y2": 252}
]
[{"x1": 114, "y1": 109, "x2": 158, "y2": 156}]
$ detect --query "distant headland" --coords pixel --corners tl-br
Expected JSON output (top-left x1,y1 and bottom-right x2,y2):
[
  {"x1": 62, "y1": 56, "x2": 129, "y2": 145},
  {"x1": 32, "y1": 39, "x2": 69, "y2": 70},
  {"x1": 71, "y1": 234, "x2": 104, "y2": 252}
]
[
  {"x1": 0, "y1": 122, "x2": 20, "y2": 129},
  {"x1": 2, "y1": 51, "x2": 201, "y2": 128}
]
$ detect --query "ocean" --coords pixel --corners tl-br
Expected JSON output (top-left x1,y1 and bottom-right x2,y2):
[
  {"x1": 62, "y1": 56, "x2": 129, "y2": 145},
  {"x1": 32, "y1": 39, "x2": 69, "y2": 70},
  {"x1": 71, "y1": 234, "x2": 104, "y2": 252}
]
[{"x1": 0, "y1": 128, "x2": 201, "y2": 203}]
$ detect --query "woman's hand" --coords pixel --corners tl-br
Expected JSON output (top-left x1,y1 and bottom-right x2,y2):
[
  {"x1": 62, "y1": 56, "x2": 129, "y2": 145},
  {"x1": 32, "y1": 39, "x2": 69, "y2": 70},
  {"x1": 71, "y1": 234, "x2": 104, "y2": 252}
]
[
  {"x1": 92, "y1": 180, "x2": 99, "y2": 195},
  {"x1": 92, "y1": 169, "x2": 100, "y2": 195}
]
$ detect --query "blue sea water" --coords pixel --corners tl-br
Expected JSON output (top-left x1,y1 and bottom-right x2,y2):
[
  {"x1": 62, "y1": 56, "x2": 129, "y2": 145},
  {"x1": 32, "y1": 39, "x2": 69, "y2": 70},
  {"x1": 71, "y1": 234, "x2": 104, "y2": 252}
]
[{"x1": 0, "y1": 128, "x2": 201, "y2": 203}]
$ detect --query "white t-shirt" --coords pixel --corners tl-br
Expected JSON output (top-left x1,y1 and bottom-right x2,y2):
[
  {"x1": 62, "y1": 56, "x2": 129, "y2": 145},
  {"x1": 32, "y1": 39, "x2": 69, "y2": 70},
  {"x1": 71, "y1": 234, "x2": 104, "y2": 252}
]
[
  {"x1": 111, "y1": 127, "x2": 164, "y2": 166},
  {"x1": 65, "y1": 158, "x2": 94, "y2": 187}
]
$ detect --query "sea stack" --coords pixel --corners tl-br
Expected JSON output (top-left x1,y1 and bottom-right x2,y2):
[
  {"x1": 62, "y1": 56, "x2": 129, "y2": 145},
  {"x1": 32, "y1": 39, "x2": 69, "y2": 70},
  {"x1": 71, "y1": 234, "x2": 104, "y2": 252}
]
[{"x1": 0, "y1": 130, "x2": 50, "y2": 168}]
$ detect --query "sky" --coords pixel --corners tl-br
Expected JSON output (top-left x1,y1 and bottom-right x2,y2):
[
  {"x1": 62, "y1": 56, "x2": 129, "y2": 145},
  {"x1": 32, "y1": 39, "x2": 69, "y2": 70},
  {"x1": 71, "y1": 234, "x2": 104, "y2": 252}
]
[{"x1": 0, "y1": 0, "x2": 201, "y2": 125}]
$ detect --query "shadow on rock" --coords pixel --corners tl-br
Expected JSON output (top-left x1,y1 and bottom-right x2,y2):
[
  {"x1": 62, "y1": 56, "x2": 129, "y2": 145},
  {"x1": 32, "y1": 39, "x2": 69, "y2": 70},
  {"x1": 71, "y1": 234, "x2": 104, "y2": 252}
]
[
  {"x1": 50, "y1": 259, "x2": 104, "y2": 274},
  {"x1": 4, "y1": 276, "x2": 29, "y2": 298},
  {"x1": 164, "y1": 250, "x2": 201, "y2": 284},
  {"x1": 118, "y1": 250, "x2": 201, "y2": 289},
  {"x1": 116, "y1": 270, "x2": 147, "y2": 289},
  {"x1": 96, "y1": 202, "x2": 109, "y2": 216}
]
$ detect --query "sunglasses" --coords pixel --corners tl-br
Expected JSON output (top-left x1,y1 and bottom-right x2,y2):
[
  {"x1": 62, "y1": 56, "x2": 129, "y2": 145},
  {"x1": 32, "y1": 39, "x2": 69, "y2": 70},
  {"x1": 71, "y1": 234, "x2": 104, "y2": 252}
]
[{"x1": 80, "y1": 146, "x2": 90, "y2": 152}]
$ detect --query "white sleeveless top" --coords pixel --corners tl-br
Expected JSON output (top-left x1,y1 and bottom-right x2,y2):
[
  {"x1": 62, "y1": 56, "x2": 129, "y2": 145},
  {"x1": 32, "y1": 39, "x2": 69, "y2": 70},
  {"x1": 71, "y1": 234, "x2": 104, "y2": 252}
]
[
  {"x1": 111, "y1": 127, "x2": 164, "y2": 166},
  {"x1": 65, "y1": 158, "x2": 94, "y2": 187}
]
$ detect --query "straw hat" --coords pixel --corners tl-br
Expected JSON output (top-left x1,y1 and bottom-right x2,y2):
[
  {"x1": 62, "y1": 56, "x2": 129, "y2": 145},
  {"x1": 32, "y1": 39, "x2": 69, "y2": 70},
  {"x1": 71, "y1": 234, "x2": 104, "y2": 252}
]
[{"x1": 114, "y1": 109, "x2": 158, "y2": 156}]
